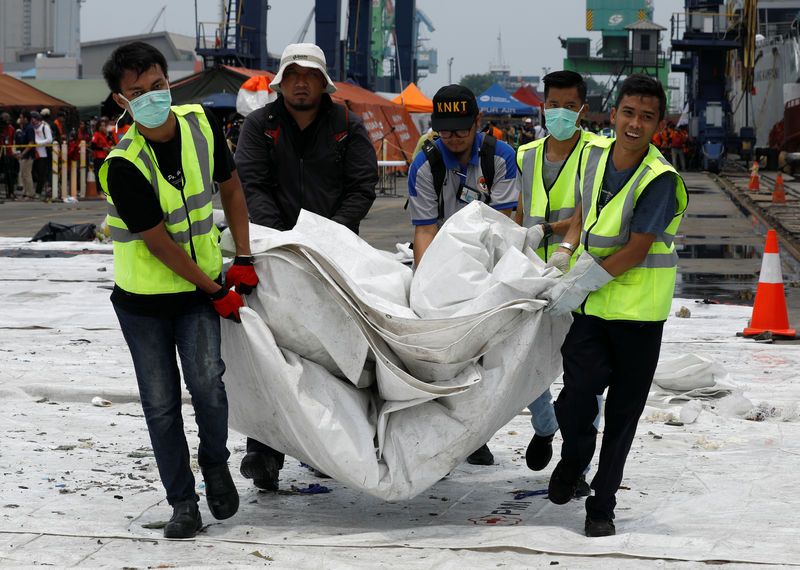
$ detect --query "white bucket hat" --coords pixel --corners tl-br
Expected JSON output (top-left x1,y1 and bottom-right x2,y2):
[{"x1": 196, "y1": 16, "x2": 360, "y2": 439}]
[{"x1": 270, "y1": 43, "x2": 337, "y2": 94}]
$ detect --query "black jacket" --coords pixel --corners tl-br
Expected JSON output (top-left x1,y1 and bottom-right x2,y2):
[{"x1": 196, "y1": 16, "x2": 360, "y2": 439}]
[{"x1": 235, "y1": 94, "x2": 378, "y2": 233}]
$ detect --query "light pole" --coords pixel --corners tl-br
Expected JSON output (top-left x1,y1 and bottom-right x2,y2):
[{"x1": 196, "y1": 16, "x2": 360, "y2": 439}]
[{"x1": 448, "y1": 57, "x2": 454, "y2": 84}]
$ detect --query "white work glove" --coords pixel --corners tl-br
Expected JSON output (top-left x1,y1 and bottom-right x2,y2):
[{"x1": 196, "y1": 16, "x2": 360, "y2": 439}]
[
  {"x1": 544, "y1": 251, "x2": 614, "y2": 316},
  {"x1": 524, "y1": 224, "x2": 545, "y2": 251},
  {"x1": 544, "y1": 251, "x2": 572, "y2": 275}
]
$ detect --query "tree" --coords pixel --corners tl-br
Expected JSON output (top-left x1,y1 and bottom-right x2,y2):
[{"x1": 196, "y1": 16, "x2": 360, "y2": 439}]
[{"x1": 459, "y1": 73, "x2": 495, "y2": 96}]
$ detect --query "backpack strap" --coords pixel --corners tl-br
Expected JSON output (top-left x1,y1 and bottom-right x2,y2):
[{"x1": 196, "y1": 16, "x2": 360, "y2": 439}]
[
  {"x1": 421, "y1": 138, "x2": 446, "y2": 219},
  {"x1": 479, "y1": 133, "x2": 497, "y2": 197}
]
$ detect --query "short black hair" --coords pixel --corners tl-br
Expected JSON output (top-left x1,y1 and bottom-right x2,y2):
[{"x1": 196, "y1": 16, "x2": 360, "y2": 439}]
[
  {"x1": 615, "y1": 74, "x2": 667, "y2": 121},
  {"x1": 102, "y1": 41, "x2": 168, "y2": 93},
  {"x1": 543, "y1": 70, "x2": 587, "y2": 104}
]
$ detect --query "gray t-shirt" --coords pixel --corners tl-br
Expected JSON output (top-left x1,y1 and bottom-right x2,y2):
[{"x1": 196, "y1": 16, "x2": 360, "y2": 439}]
[
  {"x1": 408, "y1": 133, "x2": 519, "y2": 225},
  {"x1": 542, "y1": 156, "x2": 566, "y2": 189}
]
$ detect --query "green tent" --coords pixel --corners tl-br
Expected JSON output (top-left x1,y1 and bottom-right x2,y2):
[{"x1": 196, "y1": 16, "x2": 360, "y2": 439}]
[{"x1": 22, "y1": 79, "x2": 109, "y2": 120}]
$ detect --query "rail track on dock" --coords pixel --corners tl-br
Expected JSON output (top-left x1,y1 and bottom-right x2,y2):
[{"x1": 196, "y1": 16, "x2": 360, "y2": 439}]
[{"x1": 716, "y1": 167, "x2": 800, "y2": 264}]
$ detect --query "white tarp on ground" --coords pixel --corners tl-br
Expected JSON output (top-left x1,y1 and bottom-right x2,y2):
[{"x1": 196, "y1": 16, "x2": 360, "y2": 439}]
[
  {"x1": 3, "y1": 235, "x2": 800, "y2": 566},
  {"x1": 219, "y1": 203, "x2": 571, "y2": 501}
]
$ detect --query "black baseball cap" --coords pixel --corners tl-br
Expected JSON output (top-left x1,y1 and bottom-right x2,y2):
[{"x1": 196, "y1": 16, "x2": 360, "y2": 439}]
[{"x1": 431, "y1": 84, "x2": 479, "y2": 131}]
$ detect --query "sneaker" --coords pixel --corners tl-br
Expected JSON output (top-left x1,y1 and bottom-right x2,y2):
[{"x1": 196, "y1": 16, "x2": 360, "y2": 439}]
[
  {"x1": 525, "y1": 433, "x2": 554, "y2": 471},
  {"x1": 547, "y1": 460, "x2": 581, "y2": 505},
  {"x1": 467, "y1": 443, "x2": 494, "y2": 465},
  {"x1": 163, "y1": 500, "x2": 202, "y2": 539},
  {"x1": 574, "y1": 474, "x2": 591, "y2": 497},
  {"x1": 585, "y1": 515, "x2": 615, "y2": 537},
  {"x1": 240, "y1": 451, "x2": 280, "y2": 491},
  {"x1": 201, "y1": 463, "x2": 239, "y2": 520}
]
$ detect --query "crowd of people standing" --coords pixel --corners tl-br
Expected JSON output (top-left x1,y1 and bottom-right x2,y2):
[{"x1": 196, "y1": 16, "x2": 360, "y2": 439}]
[
  {"x1": 481, "y1": 117, "x2": 695, "y2": 172},
  {"x1": 0, "y1": 109, "x2": 127, "y2": 201}
]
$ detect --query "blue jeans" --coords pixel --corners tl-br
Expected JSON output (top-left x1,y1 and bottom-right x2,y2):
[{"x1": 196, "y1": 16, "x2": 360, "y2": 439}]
[
  {"x1": 527, "y1": 388, "x2": 558, "y2": 437},
  {"x1": 114, "y1": 302, "x2": 230, "y2": 505},
  {"x1": 528, "y1": 388, "x2": 603, "y2": 475}
]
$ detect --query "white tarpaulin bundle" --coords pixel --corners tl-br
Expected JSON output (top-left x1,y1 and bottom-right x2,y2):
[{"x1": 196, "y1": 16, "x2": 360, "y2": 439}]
[{"x1": 220, "y1": 202, "x2": 571, "y2": 501}]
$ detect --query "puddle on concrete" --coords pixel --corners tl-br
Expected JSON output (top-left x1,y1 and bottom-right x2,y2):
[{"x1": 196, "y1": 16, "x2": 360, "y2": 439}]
[
  {"x1": 682, "y1": 234, "x2": 750, "y2": 240},
  {"x1": 685, "y1": 213, "x2": 745, "y2": 219},
  {"x1": 675, "y1": 273, "x2": 756, "y2": 304},
  {"x1": 675, "y1": 241, "x2": 760, "y2": 302},
  {"x1": 677, "y1": 243, "x2": 759, "y2": 259},
  {"x1": 673, "y1": 239, "x2": 800, "y2": 303},
  {"x1": 0, "y1": 248, "x2": 105, "y2": 258}
]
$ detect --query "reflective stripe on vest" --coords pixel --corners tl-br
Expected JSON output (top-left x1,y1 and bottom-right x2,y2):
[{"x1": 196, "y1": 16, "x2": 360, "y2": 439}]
[
  {"x1": 574, "y1": 138, "x2": 688, "y2": 321},
  {"x1": 516, "y1": 130, "x2": 596, "y2": 260},
  {"x1": 99, "y1": 105, "x2": 221, "y2": 295}
]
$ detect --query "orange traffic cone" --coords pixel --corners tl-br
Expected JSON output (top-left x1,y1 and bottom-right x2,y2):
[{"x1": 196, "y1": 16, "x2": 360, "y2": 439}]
[
  {"x1": 772, "y1": 173, "x2": 786, "y2": 205},
  {"x1": 743, "y1": 230, "x2": 796, "y2": 338},
  {"x1": 748, "y1": 161, "x2": 760, "y2": 191}
]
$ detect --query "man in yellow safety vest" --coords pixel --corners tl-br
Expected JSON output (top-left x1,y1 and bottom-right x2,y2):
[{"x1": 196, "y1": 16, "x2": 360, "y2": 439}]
[
  {"x1": 544, "y1": 74, "x2": 687, "y2": 537},
  {"x1": 515, "y1": 70, "x2": 599, "y2": 492},
  {"x1": 99, "y1": 42, "x2": 256, "y2": 539}
]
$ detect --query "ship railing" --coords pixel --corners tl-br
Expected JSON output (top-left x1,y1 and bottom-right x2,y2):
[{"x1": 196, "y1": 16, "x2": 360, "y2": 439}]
[
  {"x1": 756, "y1": 21, "x2": 799, "y2": 43},
  {"x1": 671, "y1": 11, "x2": 743, "y2": 41}
]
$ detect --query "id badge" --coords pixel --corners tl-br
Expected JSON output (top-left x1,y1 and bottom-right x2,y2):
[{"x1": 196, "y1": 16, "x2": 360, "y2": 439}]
[{"x1": 457, "y1": 183, "x2": 489, "y2": 205}]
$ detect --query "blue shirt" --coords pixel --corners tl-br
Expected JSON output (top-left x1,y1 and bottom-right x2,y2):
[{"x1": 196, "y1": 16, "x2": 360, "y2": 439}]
[
  {"x1": 18, "y1": 124, "x2": 36, "y2": 159},
  {"x1": 602, "y1": 151, "x2": 677, "y2": 235},
  {"x1": 407, "y1": 133, "x2": 519, "y2": 225}
]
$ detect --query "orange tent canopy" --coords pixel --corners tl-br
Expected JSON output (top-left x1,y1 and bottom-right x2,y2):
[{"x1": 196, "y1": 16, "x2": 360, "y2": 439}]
[
  {"x1": 332, "y1": 81, "x2": 419, "y2": 164},
  {"x1": 0, "y1": 73, "x2": 75, "y2": 114},
  {"x1": 391, "y1": 83, "x2": 433, "y2": 113}
]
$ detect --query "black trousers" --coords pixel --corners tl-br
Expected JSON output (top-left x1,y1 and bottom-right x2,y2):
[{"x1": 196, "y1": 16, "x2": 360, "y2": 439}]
[
  {"x1": 0, "y1": 155, "x2": 18, "y2": 197},
  {"x1": 246, "y1": 437, "x2": 285, "y2": 468},
  {"x1": 33, "y1": 156, "x2": 49, "y2": 194},
  {"x1": 554, "y1": 313, "x2": 664, "y2": 520}
]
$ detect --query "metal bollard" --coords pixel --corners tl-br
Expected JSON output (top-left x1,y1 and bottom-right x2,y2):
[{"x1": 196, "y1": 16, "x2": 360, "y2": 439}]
[
  {"x1": 61, "y1": 141, "x2": 67, "y2": 201},
  {"x1": 51, "y1": 142, "x2": 59, "y2": 200},
  {"x1": 70, "y1": 160, "x2": 77, "y2": 198},
  {"x1": 79, "y1": 140, "x2": 86, "y2": 197}
]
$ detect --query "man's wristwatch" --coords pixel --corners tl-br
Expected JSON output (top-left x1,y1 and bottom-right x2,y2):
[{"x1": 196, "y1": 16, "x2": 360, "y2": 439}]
[
  {"x1": 541, "y1": 222, "x2": 553, "y2": 237},
  {"x1": 558, "y1": 242, "x2": 576, "y2": 253}
]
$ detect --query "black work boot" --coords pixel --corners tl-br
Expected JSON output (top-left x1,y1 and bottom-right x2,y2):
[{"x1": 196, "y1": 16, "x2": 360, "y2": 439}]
[
  {"x1": 466, "y1": 443, "x2": 494, "y2": 465},
  {"x1": 525, "y1": 433, "x2": 555, "y2": 471},
  {"x1": 201, "y1": 463, "x2": 239, "y2": 520},
  {"x1": 163, "y1": 500, "x2": 202, "y2": 539},
  {"x1": 574, "y1": 474, "x2": 591, "y2": 497},
  {"x1": 240, "y1": 451, "x2": 280, "y2": 491},
  {"x1": 585, "y1": 515, "x2": 616, "y2": 537},
  {"x1": 547, "y1": 460, "x2": 582, "y2": 505}
]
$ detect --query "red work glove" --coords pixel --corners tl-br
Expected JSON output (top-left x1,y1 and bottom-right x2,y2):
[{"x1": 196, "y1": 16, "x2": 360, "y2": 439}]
[
  {"x1": 225, "y1": 256, "x2": 259, "y2": 295},
  {"x1": 210, "y1": 286, "x2": 243, "y2": 323}
]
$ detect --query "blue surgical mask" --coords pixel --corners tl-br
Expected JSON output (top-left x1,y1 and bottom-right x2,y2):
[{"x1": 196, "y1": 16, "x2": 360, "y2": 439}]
[
  {"x1": 119, "y1": 89, "x2": 172, "y2": 129},
  {"x1": 545, "y1": 106, "x2": 583, "y2": 141}
]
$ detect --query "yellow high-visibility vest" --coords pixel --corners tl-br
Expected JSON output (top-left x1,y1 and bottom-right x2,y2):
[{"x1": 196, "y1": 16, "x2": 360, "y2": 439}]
[
  {"x1": 516, "y1": 130, "x2": 598, "y2": 260},
  {"x1": 99, "y1": 105, "x2": 221, "y2": 295},
  {"x1": 573, "y1": 137, "x2": 688, "y2": 321}
]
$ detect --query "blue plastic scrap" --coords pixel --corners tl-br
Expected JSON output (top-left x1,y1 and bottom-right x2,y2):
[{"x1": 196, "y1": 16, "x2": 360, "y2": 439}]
[
  {"x1": 296, "y1": 483, "x2": 331, "y2": 494},
  {"x1": 514, "y1": 489, "x2": 547, "y2": 500}
]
